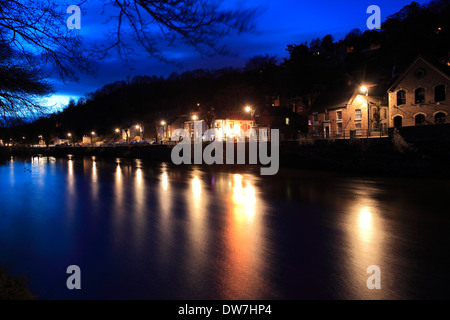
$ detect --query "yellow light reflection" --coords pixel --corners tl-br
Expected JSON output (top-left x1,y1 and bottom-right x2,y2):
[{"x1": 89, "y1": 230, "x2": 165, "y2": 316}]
[
  {"x1": 136, "y1": 168, "x2": 142, "y2": 185},
  {"x1": 192, "y1": 177, "x2": 201, "y2": 199},
  {"x1": 162, "y1": 172, "x2": 168, "y2": 190},
  {"x1": 220, "y1": 173, "x2": 265, "y2": 299},
  {"x1": 358, "y1": 206, "x2": 372, "y2": 233}
]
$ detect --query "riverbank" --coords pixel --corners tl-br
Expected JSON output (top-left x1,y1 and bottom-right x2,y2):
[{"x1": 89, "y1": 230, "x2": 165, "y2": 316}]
[{"x1": 1, "y1": 138, "x2": 450, "y2": 178}]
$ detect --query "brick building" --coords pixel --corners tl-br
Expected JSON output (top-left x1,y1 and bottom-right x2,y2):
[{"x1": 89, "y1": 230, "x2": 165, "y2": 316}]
[
  {"x1": 308, "y1": 87, "x2": 388, "y2": 139},
  {"x1": 388, "y1": 56, "x2": 450, "y2": 128}
]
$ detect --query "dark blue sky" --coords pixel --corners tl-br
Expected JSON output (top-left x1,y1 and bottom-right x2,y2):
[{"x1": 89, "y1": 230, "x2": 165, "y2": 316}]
[{"x1": 46, "y1": 0, "x2": 430, "y2": 111}]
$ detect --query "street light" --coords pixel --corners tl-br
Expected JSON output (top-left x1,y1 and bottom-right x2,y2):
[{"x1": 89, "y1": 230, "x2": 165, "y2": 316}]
[
  {"x1": 161, "y1": 121, "x2": 166, "y2": 126},
  {"x1": 91, "y1": 131, "x2": 96, "y2": 136},
  {"x1": 192, "y1": 115, "x2": 198, "y2": 120},
  {"x1": 361, "y1": 85, "x2": 370, "y2": 136},
  {"x1": 115, "y1": 128, "x2": 120, "y2": 133},
  {"x1": 67, "y1": 133, "x2": 72, "y2": 138},
  {"x1": 244, "y1": 105, "x2": 256, "y2": 126}
]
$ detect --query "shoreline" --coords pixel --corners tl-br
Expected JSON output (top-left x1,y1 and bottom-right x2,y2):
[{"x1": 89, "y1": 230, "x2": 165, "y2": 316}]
[{"x1": 1, "y1": 139, "x2": 450, "y2": 179}]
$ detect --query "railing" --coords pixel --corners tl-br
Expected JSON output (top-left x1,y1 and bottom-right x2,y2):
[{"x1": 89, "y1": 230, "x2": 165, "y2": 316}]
[{"x1": 311, "y1": 128, "x2": 389, "y2": 140}]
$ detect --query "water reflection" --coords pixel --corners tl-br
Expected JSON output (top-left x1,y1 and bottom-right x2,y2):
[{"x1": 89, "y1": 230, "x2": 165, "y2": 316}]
[
  {"x1": 1, "y1": 158, "x2": 449, "y2": 299},
  {"x1": 220, "y1": 173, "x2": 266, "y2": 299}
]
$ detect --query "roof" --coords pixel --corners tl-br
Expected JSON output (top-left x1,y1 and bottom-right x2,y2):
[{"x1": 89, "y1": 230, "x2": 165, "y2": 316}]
[
  {"x1": 213, "y1": 110, "x2": 253, "y2": 120},
  {"x1": 310, "y1": 83, "x2": 388, "y2": 113},
  {"x1": 310, "y1": 89, "x2": 355, "y2": 113},
  {"x1": 388, "y1": 56, "x2": 450, "y2": 92}
]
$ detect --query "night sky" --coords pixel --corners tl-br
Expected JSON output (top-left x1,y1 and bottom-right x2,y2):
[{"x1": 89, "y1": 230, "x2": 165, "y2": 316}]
[{"x1": 47, "y1": 0, "x2": 430, "y2": 111}]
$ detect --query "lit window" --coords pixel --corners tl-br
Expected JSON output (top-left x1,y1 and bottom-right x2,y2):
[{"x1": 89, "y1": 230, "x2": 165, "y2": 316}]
[
  {"x1": 355, "y1": 123, "x2": 362, "y2": 135},
  {"x1": 355, "y1": 109, "x2": 362, "y2": 121},
  {"x1": 286, "y1": 118, "x2": 289, "y2": 125},
  {"x1": 230, "y1": 121, "x2": 234, "y2": 129}
]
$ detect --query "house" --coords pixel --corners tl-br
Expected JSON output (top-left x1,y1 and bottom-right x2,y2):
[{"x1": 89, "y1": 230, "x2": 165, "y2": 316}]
[
  {"x1": 308, "y1": 86, "x2": 388, "y2": 139},
  {"x1": 260, "y1": 106, "x2": 304, "y2": 140},
  {"x1": 181, "y1": 110, "x2": 254, "y2": 141},
  {"x1": 211, "y1": 111, "x2": 254, "y2": 141},
  {"x1": 387, "y1": 56, "x2": 450, "y2": 128},
  {"x1": 157, "y1": 116, "x2": 185, "y2": 143}
]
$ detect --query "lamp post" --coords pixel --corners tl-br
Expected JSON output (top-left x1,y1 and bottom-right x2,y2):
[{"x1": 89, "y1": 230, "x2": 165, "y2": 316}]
[
  {"x1": 91, "y1": 131, "x2": 95, "y2": 147},
  {"x1": 244, "y1": 105, "x2": 256, "y2": 126},
  {"x1": 360, "y1": 86, "x2": 370, "y2": 137}
]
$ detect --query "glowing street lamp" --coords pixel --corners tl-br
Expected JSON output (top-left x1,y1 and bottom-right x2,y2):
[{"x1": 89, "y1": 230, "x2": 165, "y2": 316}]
[
  {"x1": 67, "y1": 133, "x2": 72, "y2": 138},
  {"x1": 115, "y1": 128, "x2": 120, "y2": 133},
  {"x1": 361, "y1": 85, "x2": 370, "y2": 136},
  {"x1": 245, "y1": 106, "x2": 251, "y2": 113},
  {"x1": 192, "y1": 115, "x2": 198, "y2": 120},
  {"x1": 161, "y1": 121, "x2": 166, "y2": 126},
  {"x1": 91, "y1": 131, "x2": 96, "y2": 136}
]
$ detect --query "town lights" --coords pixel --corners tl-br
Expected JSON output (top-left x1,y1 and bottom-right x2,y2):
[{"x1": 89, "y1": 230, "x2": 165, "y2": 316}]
[
  {"x1": 67, "y1": 133, "x2": 72, "y2": 137},
  {"x1": 161, "y1": 121, "x2": 166, "y2": 126},
  {"x1": 115, "y1": 128, "x2": 120, "y2": 133},
  {"x1": 192, "y1": 115, "x2": 198, "y2": 120},
  {"x1": 91, "y1": 131, "x2": 96, "y2": 136}
]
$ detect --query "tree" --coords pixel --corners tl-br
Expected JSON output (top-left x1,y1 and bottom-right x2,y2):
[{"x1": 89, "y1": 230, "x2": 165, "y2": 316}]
[
  {"x1": 97, "y1": 0, "x2": 257, "y2": 63},
  {"x1": 0, "y1": 0, "x2": 256, "y2": 124}
]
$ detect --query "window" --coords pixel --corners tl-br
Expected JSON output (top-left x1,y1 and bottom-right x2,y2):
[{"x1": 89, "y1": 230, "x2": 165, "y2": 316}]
[
  {"x1": 393, "y1": 116, "x2": 402, "y2": 127},
  {"x1": 355, "y1": 109, "x2": 362, "y2": 121},
  {"x1": 397, "y1": 90, "x2": 406, "y2": 105},
  {"x1": 325, "y1": 112, "x2": 329, "y2": 122},
  {"x1": 382, "y1": 108, "x2": 387, "y2": 120},
  {"x1": 415, "y1": 114, "x2": 425, "y2": 126},
  {"x1": 336, "y1": 110, "x2": 343, "y2": 121},
  {"x1": 435, "y1": 112, "x2": 446, "y2": 124},
  {"x1": 355, "y1": 123, "x2": 362, "y2": 135},
  {"x1": 435, "y1": 85, "x2": 446, "y2": 102},
  {"x1": 230, "y1": 121, "x2": 234, "y2": 129},
  {"x1": 313, "y1": 113, "x2": 318, "y2": 123},
  {"x1": 286, "y1": 118, "x2": 289, "y2": 125},
  {"x1": 415, "y1": 87, "x2": 425, "y2": 104},
  {"x1": 337, "y1": 123, "x2": 343, "y2": 134}
]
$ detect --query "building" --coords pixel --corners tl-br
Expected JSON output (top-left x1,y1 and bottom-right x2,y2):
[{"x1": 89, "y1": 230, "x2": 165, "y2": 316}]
[
  {"x1": 157, "y1": 117, "x2": 185, "y2": 143},
  {"x1": 387, "y1": 56, "x2": 450, "y2": 128},
  {"x1": 181, "y1": 111, "x2": 255, "y2": 141},
  {"x1": 308, "y1": 86, "x2": 388, "y2": 139},
  {"x1": 211, "y1": 111, "x2": 254, "y2": 141}
]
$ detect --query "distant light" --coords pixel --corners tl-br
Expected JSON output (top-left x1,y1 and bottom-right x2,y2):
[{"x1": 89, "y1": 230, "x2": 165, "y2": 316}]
[
  {"x1": 192, "y1": 115, "x2": 198, "y2": 120},
  {"x1": 91, "y1": 131, "x2": 95, "y2": 135},
  {"x1": 135, "y1": 125, "x2": 140, "y2": 129},
  {"x1": 245, "y1": 106, "x2": 251, "y2": 112},
  {"x1": 115, "y1": 128, "x2": 120, "y2": 133},
  {"x1": 161, "y1": 121, "x2": 166, "y2": 125},
  {"x1": 67, "y1": 133, "x2": 72, "y2": 137},
  {"x1": 197, "y1": 103, "x2": 200, "y2": 107},
  {"x1": 22, "y1": 137, "x2": 26, "y2": 139},
  {"x1": 360, "y1": 86, "x2": 368, "y2": 93}
]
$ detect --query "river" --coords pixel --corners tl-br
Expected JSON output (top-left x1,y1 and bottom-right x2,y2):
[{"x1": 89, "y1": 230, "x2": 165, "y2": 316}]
[{"x1": 0, "y1": 156, "x2": 449, "y2": 299}]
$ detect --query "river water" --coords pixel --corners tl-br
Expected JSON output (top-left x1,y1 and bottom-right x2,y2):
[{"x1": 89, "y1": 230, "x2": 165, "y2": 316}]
[{"x1": 0, "y1": 156, "x2": 449, "y2": 299}]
